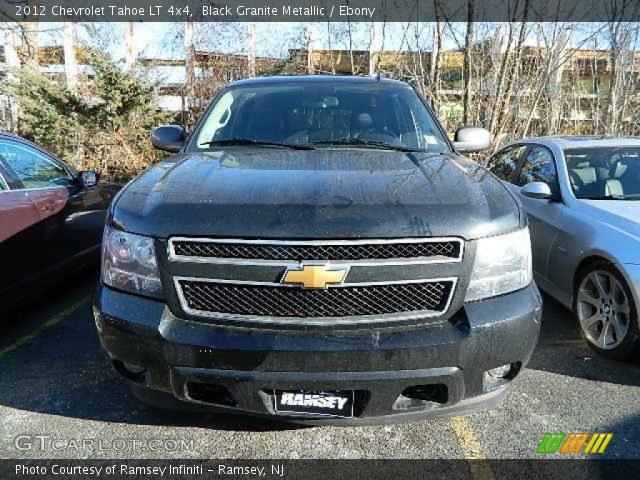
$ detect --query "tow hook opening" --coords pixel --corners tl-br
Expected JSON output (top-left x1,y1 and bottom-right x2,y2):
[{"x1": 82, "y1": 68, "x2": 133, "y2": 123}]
[
  {"x1": 483, "y1": 362, "x2": 522, "y2": 392},
  {"x1": 185, "y1": 382, "x2": 237, "y2": 407},
  {"x1": 393, "y1": 384, "x2": 448, "y2": 410}
]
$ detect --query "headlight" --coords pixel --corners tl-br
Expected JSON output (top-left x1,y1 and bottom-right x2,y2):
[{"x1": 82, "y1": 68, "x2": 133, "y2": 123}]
[
  {"x1": 465, "y1": 228, "x2": 532, "y2": 302},
  {"x1": 101, "y1": 226, "x2": 163, "y2": 298}
]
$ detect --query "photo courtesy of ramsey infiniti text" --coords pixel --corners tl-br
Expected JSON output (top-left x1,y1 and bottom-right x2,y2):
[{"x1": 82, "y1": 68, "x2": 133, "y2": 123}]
[{"x1": 93, "y1": 75, "x2": 542, "y2": 425}]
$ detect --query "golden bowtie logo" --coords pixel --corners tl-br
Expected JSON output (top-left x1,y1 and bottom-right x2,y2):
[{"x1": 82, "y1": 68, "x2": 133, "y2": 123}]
[{"x1": 282, "y1": 265, "x2": 348, "y2": 289}]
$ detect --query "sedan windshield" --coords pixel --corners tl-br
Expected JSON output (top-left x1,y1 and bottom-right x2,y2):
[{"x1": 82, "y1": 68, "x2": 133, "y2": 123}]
[
  {"x1": 191, "y1": 83, "x2": 450, "y2": 153},
  {"x1": 565, "y1": 147, "x2": 640, "y2": 200}
]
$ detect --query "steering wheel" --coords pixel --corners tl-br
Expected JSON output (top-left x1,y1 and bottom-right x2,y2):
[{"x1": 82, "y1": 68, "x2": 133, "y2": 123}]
[{"x1": 283, "y1": 130, "x2": 310, "y2": 145}]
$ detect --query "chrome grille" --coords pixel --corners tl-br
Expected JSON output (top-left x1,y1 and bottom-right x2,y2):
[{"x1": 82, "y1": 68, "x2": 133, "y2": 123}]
[
  {"x1": 168, "y1": 237, "x2": 463, "y2": 325},
  {"x1": 169, "y1": 238, "x2": 463, "y2": 263},
  {"x1": 177, "y1": 279, "x2": 455, "y2": 319}
]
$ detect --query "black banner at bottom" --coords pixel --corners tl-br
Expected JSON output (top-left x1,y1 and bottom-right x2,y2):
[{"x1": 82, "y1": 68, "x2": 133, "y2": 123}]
[{"x1": 1, "y1": 459, "x2": 638, "y2": 480}]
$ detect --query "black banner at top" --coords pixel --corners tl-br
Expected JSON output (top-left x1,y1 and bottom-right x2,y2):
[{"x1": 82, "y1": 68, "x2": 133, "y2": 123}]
[{"x1": 1, "y1": 0, "x2": 640, "y2": 22}]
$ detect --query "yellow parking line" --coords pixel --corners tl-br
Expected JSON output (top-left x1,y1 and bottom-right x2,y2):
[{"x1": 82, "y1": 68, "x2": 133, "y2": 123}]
[
  {"x1": 450, "y1": 416, "x2": 496, "y2": 480},
  {"x1": 0, "y1": 297, "x2": 90, "y2": 359}
]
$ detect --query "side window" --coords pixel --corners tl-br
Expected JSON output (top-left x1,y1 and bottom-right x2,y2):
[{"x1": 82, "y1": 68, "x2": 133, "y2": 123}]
[
  {"x1": 516, "y1": 145, "x2": 559, "y2": 195},
  {"x1": 0, "y1": 140, "x2": 73, "y2": 189},
  {"x1": 486, "y1": 145, "x2": 529, "y2": 182}
]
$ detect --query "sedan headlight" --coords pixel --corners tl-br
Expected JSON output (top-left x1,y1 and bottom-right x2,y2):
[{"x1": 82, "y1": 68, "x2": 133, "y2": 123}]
[
  {"x1": 465, "y1": 228, "x2": 532, "y2": 302},
  {"x1": 101, "y1": 226, "x2": 163, "y2": 298}
]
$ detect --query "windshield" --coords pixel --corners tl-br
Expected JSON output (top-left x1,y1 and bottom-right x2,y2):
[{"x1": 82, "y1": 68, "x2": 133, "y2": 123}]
[
  {"x1": 565, "y1": 147, "x2": 640, "y2": 200},
  {"x1": 191, "y1": 83, "x2": 450, "y2": 153}
]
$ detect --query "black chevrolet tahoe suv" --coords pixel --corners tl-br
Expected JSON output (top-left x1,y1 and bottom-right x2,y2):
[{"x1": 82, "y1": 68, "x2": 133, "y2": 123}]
[{"x1": 94, "y1": 75, "x2": 542, "y2": 425}]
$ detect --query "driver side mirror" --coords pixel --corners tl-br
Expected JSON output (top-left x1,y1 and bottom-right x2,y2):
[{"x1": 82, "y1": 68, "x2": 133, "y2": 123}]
[
  {"x1": 453, "y1": 126, "x2": 491, "y2": 153},
  {"x1": 151, "y1": 125, "x2": 187, "y2": 153},
  {"x1": 79, "y1": 171, "x2": 99, "y2": 187},
  {"x1": 521, "y1": 182, "x2": 553, "y2": 200}
]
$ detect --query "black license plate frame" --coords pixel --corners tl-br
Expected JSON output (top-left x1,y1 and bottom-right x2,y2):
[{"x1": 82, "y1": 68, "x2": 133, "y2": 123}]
[{"x1": 272, "y1": 390, "x2": 355, "y2": 418}]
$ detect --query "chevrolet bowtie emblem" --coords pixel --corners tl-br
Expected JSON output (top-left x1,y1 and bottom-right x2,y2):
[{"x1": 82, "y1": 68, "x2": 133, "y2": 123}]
[{"x1": 282, "y1": 265, "x2": 349, "y2": 289}]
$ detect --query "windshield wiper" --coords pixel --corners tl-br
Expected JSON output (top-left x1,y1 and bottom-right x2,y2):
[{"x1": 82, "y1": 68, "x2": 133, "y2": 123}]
[
  {"x1": 310, "y1": 138, "x2": 423, "y2": 152},
  {"x1": 199, "y1": 138, "x2": 314, "y2": 150}
]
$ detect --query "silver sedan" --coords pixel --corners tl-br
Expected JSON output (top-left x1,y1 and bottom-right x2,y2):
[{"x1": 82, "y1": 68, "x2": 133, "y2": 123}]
[{"x1": 484, "y1": 136, "x2": 640, "y2": 359}]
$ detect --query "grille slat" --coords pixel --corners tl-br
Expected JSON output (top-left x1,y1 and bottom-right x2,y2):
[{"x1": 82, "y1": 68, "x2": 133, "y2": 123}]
[
  {"x1": 171, "y1": 239, "x2": 461, "y2": 262},
  {"x1": 178, "y1": 280, "x2": 454, "y2": 319}
]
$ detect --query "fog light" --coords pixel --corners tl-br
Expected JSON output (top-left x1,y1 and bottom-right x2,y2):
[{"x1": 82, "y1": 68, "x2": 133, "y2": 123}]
[
  {"x1": 123, "y1": 362, "x2": 146, "y2": 375},
  {"x1": 487, "y1": 364, "x2": 512, "y2": 378},
  {"x1": 113, "y1": 360, "x2": 147, "y2": 382}
]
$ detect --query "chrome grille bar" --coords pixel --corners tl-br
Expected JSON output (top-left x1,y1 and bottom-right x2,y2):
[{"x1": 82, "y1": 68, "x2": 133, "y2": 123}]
[{"x1": 168, "y1": 237, "x2": 464, "y2": 266}]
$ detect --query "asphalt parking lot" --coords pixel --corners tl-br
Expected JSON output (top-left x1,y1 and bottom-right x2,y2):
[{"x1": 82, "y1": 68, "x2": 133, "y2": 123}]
[{"x1": 1, "y1": 271, "x2": 640, "y2": 460}]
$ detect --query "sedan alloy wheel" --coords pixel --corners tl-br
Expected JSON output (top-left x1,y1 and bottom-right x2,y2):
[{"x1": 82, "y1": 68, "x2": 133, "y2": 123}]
[{"x1": 577, "y1": 269, "x2": 630, "y2": 350}]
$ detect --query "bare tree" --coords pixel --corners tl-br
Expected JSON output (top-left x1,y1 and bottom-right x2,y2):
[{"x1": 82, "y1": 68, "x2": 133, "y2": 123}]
[
  {"x1": 430, "y1": 20, "x2": 444, "y2": 112},
  {"x1": 306, "y1": 24, "x2": 314, "y2": 74},
  {"x1": 1, "y1": 23, "x2": 21, "y2": 130},
  {"x1": 368, "y1": 23, "x2": 377, "y2": 75},
  {"x1": 123, "y1": 22, "x2": 136, "y2": 71},
  {"x1": 606, "y1": 22, "x2": 633, "y2": 135},
  {"x1": 184, "y1": 22, "x2": 196, "y2": 127},
  {"x1": 462, "y1": 0, "x2": 475, "y2": 124},
  {"x1": 325, "y1": 22, "x2": 336, "y2": 74},
  {"x1": 63, "y1": 22, "x2": 78, "y2": 90},
  {"x1": 247, "y1": 22, "x2": 256, "y2": 77},
  {"x1": 18, "y1": 0, "x2": 39, "y2": 69}
]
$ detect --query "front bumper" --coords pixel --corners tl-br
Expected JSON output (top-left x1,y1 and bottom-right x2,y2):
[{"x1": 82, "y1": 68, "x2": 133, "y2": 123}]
[{"x1": 93, "y1": 283, "x2": 542, "y2": 425}]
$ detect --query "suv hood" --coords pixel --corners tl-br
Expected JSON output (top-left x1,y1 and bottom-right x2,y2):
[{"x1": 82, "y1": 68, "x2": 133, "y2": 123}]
[{"x1": 111, "y1": 149, "x2": 521, "y2": 240}]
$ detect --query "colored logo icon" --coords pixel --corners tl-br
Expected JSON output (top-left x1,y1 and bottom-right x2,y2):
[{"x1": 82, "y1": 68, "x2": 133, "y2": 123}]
[{"x1": 537, "y1": 433, "x2": 613, "y2": 454}]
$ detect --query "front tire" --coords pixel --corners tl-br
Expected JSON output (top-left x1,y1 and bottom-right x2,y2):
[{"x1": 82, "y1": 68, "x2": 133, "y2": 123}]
[{"x1": 575, "y1": 261, "x2": 640, "y2": 360}]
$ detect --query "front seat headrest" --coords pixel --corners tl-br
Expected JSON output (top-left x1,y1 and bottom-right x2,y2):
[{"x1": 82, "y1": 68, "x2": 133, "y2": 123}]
[
  {"x1": 570, "y1": 167, "x2": 597, "y2": 185},
  {"x1": 605, "y1": 179, "x2": 624, "y2": 196},
  {"x1": 610, "y1": 162, "x2": 628, "y2": 179}
]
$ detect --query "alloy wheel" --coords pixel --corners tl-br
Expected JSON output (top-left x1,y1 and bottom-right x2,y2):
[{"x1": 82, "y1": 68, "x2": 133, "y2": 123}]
[{"x1": 577, "y1": 270, "x2": 630, "y2": 350}]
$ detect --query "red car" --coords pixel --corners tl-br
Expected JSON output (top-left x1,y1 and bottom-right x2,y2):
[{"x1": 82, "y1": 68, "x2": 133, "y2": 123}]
[{"x1": 0, "y1": 132, "x2": 120, "y2": 312}]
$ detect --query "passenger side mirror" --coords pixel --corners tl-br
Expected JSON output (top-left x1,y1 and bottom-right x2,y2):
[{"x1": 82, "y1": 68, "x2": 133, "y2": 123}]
[
  {"x1": 79, "y1": 170, "x2": 99, "y2": 187},
  {"x1": 151, "y1": 125, "x2": 186, "y2": 153},
  {"x1": 453, "y1": 126, "x2": 491, "y2": 153},
  {"x1": 521, "y1": 182, "x2": 553, "y2": 200}
]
